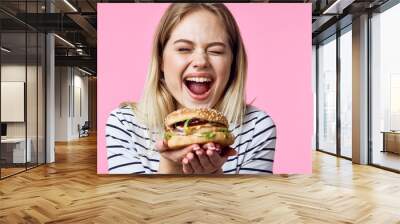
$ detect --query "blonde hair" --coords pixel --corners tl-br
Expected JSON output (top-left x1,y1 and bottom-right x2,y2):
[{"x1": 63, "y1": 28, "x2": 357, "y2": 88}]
[{"x1": 133, "y1": 3, "x2": 248, "y2": 134}]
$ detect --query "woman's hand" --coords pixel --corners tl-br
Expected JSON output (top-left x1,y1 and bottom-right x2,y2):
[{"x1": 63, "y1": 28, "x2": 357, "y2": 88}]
[
  {"x1": 182, "y1": 143, "x2": 237, "y2": 174},
  {"x1": 156, "y1": 140, "x2": 199, "y2": 174}
]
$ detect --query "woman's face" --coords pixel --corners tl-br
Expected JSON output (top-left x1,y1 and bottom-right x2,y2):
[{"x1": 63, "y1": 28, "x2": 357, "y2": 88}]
[{"x1": 162, "y1": 9, "x2": 233, "y2": 109}]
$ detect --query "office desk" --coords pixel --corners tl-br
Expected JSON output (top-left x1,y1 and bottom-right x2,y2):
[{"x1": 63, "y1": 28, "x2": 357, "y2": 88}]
[
  {"x1": 1, "y1": 138, "x2": 31, "y2": 163},
  {"x1": 381, "y1": 131, "x2": 400, "y2": 154}
]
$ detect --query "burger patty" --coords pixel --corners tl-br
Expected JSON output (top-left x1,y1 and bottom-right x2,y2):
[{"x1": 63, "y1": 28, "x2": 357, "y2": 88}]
[
  {"x1": 174, "y1": 122, "x2": 225, "y2": 133},
  {"x1": 164, "y1": 118, "x2": 228, "y2": 137},
  {"x1": 174, "y1": 118, "x2": 209, "y2": 128}
]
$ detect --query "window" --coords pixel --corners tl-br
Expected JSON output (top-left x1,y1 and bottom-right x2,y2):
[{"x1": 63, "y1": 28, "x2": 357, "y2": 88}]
[
  {"x1": 371, "y1": 2, "x2": 400, "y2": 171},
  {"x1": 340, "y1": 27, "x2": 352, "y2": 158},
  {"x1": 317, "y1": 36, "x2": 337, "y2": 154}
]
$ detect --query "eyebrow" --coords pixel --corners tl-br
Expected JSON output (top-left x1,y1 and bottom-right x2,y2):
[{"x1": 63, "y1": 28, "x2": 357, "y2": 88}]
[{"x1": 173, "y1": 39, "x2": 226, "y2": 47}]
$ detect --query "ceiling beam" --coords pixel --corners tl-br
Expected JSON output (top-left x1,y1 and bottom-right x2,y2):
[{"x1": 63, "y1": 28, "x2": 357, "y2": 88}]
[
  {"x1": 67, "y1": 13, "x2": 97, "y2": 39},
  {"x1": 322, "y1": 0, "x2": 356, "y2": 14}
]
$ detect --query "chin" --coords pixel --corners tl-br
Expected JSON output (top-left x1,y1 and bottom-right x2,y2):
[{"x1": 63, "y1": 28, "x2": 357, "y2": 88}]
[{"x1": 184, "y1": 100, "x2": 215, "y2": 109}]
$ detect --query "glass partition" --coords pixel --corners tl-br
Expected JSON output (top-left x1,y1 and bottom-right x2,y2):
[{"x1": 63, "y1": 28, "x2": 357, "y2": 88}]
[
  {"x1": 38, "y1": 32, "x2": 45, "y2": 165},
  {"x1": 0, "y1": 1, "x2": 46, "y2": 179},
  {"x1": 27, "y1": 31, "x2": 38, "y2": 169},
  {"x1": 1, "y1": 30, "x2": 28, "y2": 177}
]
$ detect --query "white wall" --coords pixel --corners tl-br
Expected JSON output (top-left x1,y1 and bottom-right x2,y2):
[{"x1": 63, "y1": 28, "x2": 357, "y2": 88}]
[
  {"x1": 70, "y1": 72, "x2": 89, "y2": 139},
  {"x1": 55, "y1": 67, "x2": 89, "y2": 141},
  {"x1": 1, "y1": 65, "x2": 41, "y2": 137},
  {"x1": 55, "y1": 66, "x2": 69, "y2": 141},
  {"x1": 1, "y1": 66, "x2": 26, "y2": 135}
]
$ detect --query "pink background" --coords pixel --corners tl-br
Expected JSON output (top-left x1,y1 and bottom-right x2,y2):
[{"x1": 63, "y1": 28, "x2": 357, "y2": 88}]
[{"x1": 97, "y1": 3, "x2": 313, "y2": 174}]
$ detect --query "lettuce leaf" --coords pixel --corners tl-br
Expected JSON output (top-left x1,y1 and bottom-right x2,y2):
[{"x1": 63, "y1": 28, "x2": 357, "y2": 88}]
[
  {"x1": 164, "y1": 131, "x2": 172, "y2": 140},
  {"x1": 200, "y1": 131, "x2": 216, "y2": 139},
  {"x1": 184, "y1": 119, "x2": 191, "y2": 135}
]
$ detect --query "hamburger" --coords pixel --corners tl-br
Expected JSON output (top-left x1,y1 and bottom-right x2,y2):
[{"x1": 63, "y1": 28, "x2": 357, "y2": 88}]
[{"x1": 163, "y1": 108, "x2": 234, "y2": 150}]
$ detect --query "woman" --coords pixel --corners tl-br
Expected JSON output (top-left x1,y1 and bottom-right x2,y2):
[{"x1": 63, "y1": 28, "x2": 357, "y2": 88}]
[{"x1": 106, "y1": 3, "x2": 276, "y2": 174}]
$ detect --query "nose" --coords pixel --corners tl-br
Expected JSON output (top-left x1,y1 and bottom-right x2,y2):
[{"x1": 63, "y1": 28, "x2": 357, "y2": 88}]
[{"x1": 191, "y1": 50, "x2": 209, "y2": 69}]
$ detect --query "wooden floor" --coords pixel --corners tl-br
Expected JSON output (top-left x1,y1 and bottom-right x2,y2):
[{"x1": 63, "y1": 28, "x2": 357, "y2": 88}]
[
  {"x1": 1, "y1": 163, "x2": 45, "y2": 178},
  {"x1": 1, "y1": 135, "x2": 400, "y2": 223},
  {"x1": 372, "y1": 150, "x2": 400, "y2": 171},
  {"x1": 0, "y1": 167, "x2": 26, "y2": 178}
]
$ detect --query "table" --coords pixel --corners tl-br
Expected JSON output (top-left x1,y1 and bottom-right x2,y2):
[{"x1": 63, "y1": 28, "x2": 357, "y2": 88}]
[
  {"x1": 1, "y1": 138, "x2": 32, "y2": 163},
  {"x1": 381, "y1": 131, "x2": 400, "y2": 154}
]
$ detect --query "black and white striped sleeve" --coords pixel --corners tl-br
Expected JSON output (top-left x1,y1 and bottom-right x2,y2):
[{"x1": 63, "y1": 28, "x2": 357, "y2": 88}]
[
  {"x1": 106, "y1": 109, "x2": 146, "y2": 174},
  {"x1": 238, "y1": 112, "x2": 276, "y2": 174}
]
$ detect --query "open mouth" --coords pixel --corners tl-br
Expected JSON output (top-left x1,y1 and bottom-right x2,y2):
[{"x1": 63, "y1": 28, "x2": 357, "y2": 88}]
[{"x1": 183, "y1": 76, "x2": 213, "y2": 100}]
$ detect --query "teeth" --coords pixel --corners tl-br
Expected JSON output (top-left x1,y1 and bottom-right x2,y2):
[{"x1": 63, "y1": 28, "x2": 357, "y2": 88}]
[{"x1": 185, "y1": 77, "x2": 212, "y2": 83}]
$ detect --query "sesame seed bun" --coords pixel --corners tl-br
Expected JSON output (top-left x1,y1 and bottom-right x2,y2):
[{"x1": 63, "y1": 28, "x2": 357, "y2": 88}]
[{"x1": 164, "y1": 108, "x2": 228, "y2": 129}]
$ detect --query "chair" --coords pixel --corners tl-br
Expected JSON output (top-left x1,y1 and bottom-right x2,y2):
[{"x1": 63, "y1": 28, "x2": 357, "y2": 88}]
[{"x1": 79, "y1": 121, "x2": 90, "y2": 138}]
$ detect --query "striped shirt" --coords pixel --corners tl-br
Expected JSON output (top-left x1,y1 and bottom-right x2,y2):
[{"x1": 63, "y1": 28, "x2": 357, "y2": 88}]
[{"x1": 106, "y1": 105, "x2": 276, "y2": 174}]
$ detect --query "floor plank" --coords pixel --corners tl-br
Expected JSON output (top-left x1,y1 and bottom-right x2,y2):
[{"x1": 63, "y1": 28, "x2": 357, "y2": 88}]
[
  {"x1": 0, "y1": 134, "x2": 399, "y2": 223},
  {"x1": 372, "y1": 150, "x2": 400, "y2": 171}
]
